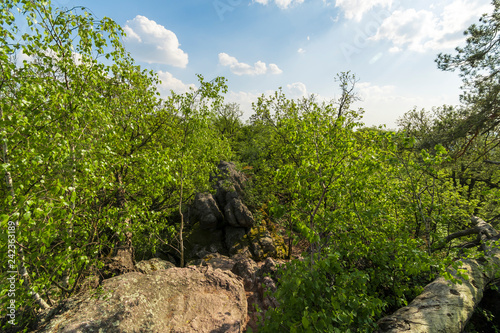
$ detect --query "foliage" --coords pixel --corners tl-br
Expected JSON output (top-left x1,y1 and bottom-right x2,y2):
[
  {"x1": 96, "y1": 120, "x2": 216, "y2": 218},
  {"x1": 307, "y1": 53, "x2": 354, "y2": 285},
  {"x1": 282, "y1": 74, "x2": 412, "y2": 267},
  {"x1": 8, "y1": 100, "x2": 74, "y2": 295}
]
[{"x1": 0, "y1": 1, "x2": 230, "y2": 329}]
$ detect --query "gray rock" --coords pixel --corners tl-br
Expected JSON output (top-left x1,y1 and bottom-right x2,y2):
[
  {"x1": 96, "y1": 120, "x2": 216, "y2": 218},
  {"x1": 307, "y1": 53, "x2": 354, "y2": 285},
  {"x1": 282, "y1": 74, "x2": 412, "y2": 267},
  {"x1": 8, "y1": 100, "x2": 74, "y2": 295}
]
[
  {"x1": 135, "y1": 258, "x2": 175, "y2": 274},
  {"x1": 250, "y1": 227, "x2": 277, "y2": 260},
  {"x1": 231, "y1": 258, "x2": 258, "y2": 291},
  {"x1": 38, "y1": 266, "x2": 247, "y2": 333},
  {"x1": 225, "y1": 226, "x2": 247, "y2": 254},
  {"x1": 231, "y1": 198, "x2": 254, "y2": 228},
  {"x1": 260, "y1": 257, "x2": 278, "y2": 277},
  {"x1": 224, "y1": 203, "x2": 238, "y2": 227},
  {"x1": 192, "y1": 192, "x2": 223, "y2": 229},
  {"x1": 211, "y1": 161, "x2": 255, "y2": 228}
]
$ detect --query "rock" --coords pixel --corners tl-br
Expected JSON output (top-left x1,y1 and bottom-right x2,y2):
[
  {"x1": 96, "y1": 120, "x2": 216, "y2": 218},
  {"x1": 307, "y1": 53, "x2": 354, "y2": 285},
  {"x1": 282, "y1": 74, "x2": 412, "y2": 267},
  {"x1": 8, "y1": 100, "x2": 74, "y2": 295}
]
[
  {"x1": 231, "y1": 198, "x2": 254, "y2": 228},
  {"x1": 135, "y1": 258, "x2": 175, "y2": 274},
  {"x1": 214, "y1": 161, "x2": 246, "y2": 204},
  {"x1": 192, "y1": 193, "x2": 223, "y2": 229},
  {"x1": 184, "y1": 222, "x2": 227, "y2": 260},
  {"x1": 249, "y1": 226, "x2": 277, "y2": 260},
  {"x1": 224, "y1": 202, "x2": 238, "y2": 227},
  {"x1": 212, "y1": 161, "x2": 255, "y2": 228},
  {"x1": 259, "y1": 276, "x2": 279, "y2": 308},
  {"x1": 231, "y1": 258, "x2": 258, "y2": 291},
  {"x1": 225, "y1": 226, "x2": 247, "y2": 254},
  {"x1": 260, "y1": 257, "x2": 278, "y2": 277},
  {"x1": 38, "y1": 266, "x2": 247, "y2": 333},
  {"x1": 188, "y1": 253, "x2": 236, "y2": 271}
]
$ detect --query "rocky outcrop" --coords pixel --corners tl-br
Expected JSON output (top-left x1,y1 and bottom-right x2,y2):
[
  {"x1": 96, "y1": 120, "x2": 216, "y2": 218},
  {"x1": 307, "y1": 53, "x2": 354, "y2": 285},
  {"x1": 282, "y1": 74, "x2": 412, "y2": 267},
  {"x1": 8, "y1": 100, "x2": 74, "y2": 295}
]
[
  {"x1": 184, "y1": 221, "x2": 226, "y2": 260},
  {"x1": 214, "y1": 161, "x2": 255, "y2": 229},
  {"x1": 191, "y1": 192, "x2": 224, "y2": 229},
  {"x1": 185, "y1": 254, "x2": 281, "y2": 331},
  {"x1": 37, "y1": 266, "x2": 247, "y2": 333},
  {"x1": 189, "y1": 161, "x2": 255, "y2": 231}
]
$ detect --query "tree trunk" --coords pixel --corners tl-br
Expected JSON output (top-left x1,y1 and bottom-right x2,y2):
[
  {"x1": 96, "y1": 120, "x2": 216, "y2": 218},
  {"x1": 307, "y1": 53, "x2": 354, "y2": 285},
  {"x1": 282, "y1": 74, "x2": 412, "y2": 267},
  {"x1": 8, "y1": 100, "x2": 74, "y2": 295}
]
[{"x1": 376, "y1": 216, "x2": 500, "y2": 333}]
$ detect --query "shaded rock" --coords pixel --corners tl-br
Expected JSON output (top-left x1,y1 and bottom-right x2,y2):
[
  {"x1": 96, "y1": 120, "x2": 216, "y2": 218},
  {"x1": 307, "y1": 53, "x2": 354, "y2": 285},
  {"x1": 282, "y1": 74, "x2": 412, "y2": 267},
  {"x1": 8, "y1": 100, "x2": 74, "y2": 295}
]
[
  {"x1": 259, "y1": 276, "x2": 279, "y2": 308},
  {"x1": 224, "y1": 198, "x2": 254, "y2": 228},
  {"x1": 243, "y1": 257, "x2": 282, "y2": 332},
  {"x1": 228, "y1": 225, "x2": 287, "y2": 261},
  {"x1": 224, "y1": 202, "x2": 238, "y2": 227},
  {"x1": 225, "y1": 226, "x2": 247, "y2": 254},
  {"x1": 231, "y1": 198, "x2": 254, "y2": 228},
  {"x1": 231, "y1": 257, "x2": 258, "y2": 291},
  {"x1": 192, "y1": 192, "x2": 223, "y2": 229},
  {"x1": 38, "y1": 266, "x2": 247, "y2": 333},
  {"x1": 212, "y1": 161, "x2": 255, "y2": 228},
  {"x1": 184, "y1": 222, "x2": 227, "y2": 260},
  {"x1": 260, "y1": 257, "x2": 278, "y2": 277},
  {"x1": 135, "y1": 258, "x2": 175, "y2": 274},
  {"x1": 249, "y1": 226, "x2": 277, "y2": 261},
  {"x1": 214, "y1": 161, "x2": 246, "y2": 206}
]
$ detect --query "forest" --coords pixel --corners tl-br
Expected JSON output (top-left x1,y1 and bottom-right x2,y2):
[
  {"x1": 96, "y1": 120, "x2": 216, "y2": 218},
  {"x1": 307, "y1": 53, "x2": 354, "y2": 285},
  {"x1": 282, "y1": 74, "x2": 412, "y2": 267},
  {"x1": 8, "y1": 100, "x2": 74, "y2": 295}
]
[{"x1": 1, "y1": 0, "x2": 500, "y2": 332}]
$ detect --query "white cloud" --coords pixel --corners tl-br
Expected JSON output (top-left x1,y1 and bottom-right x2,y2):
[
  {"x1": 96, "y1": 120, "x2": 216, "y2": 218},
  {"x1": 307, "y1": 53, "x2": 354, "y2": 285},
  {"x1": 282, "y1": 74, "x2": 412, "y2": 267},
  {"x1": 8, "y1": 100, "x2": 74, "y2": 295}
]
[
  {"x1": 254, "y1": 0, "x2": 304, "y2": 9},
  {"x1": 15, "y1": 49, "x2": 83, "y2": 67},
  {"x1": 298, "y1": 48, "x2": 306, "y2": 54},
  {"x1": 357, "y1": 82, "x2": 396, "y2": 100},
  {"x1": 218, "y1": 53, "x2": 282, "y2": 76},
  {"x1": 335, "y1": 0, "x2": 393, "y2": 21},
  {"x1": 355, "y1": 82, "x2": 461, "y2": 128},
  {"x1": 287, "y1": 82, "x2": 308, "y2": 98},
  {"x1": 123, "y1": 15, "x2": 188, "y2": 67},
  {"x1": 268, "y1": 63, "x2": 283, "y2": 74},
  {"x1": 157, "y1": 71, "x2": 195, "y2": 95},
  {"x1": 225, "y1": 91, "x2": 263, "y2": 119},
  {"x1": 371, "y1": 0, "x2": 492, "y2": 52}
]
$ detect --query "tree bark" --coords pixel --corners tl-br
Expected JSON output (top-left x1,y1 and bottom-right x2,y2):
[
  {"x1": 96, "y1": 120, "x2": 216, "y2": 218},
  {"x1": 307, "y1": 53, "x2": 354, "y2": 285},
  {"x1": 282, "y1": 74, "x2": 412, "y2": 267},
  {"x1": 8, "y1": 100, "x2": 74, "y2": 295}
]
[{"x1": 376, "y1": 216, "x2": 500, "y2": 333}]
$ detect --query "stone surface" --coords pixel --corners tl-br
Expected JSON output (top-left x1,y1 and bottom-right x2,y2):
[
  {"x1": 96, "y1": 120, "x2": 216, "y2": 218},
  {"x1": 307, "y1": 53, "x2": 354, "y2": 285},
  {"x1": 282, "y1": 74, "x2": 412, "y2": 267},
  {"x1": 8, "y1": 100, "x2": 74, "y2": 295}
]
[
  {"x1": 135, "y1": 258, "x2": 175, "y2": 274},
  {"x1": 249, "y1": 225, "x2": 278, "y2": 260},
  {"x1": 231, "y1": 257, "x2": 258, "y2": 290},
  {"x1": 213, "y1": 161, "x2": 255, "y2": 229},
  {"x1": 184, "y1": 222, "x2": 227, "y2": 260},
  {"x1": 192, "y1": 192, "x2": 223, "y2": 229},
  {"x1": 225, "y1": 226, "x2": 247, "y2": 254},
  {"x1": 37, "y1": 266, "x2": 247, "y2": 333},
  {"x1": 188, "y1": 253, "x2": 236, "y2": 271}
]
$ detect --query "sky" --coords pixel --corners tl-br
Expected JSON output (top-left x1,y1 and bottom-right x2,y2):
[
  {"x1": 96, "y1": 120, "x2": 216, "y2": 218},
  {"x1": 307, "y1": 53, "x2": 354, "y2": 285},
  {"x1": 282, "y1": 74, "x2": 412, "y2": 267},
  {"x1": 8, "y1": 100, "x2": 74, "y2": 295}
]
[{"x1": 47, "y1": 0, "x2": 492, "y2": 128}]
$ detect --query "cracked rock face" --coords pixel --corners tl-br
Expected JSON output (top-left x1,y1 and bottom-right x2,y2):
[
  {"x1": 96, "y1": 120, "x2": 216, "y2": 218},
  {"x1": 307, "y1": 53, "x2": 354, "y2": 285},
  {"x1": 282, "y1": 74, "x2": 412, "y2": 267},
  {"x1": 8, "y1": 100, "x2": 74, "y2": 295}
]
[{"x1": 37, "y1": 266, "x2": 247, "y2": 333}]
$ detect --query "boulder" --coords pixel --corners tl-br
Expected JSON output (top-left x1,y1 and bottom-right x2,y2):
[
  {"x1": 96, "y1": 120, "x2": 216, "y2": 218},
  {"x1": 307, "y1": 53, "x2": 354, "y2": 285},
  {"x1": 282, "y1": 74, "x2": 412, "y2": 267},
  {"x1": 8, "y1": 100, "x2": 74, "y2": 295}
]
[
  {"x1": 191, "y1": 192, "x2": 223, "y2": 229},
  {"x1": 225, "y1": 226, "x2": 247, "y2": 254},
  {"x1": 135, "y1": 258, "x2": 175, "y2": 274},
  {"x1": 37, "y1": 266, "x2": 247, "y2": 333},
  {"x1": 213, "y1": 161, "x2": 255, "y2": 228},
  {"x1": 249, "y1": 225, "x2": 278, "y2": 261},
  {"x1": 184, "y1": 222, "x2": 227, "y2": 260},
  {"x1": 188, "y1": 253, "x2": 236, "y2": 271},
  {"x1": 231, "y1": 257, "x2": 259, "y2": 290}
]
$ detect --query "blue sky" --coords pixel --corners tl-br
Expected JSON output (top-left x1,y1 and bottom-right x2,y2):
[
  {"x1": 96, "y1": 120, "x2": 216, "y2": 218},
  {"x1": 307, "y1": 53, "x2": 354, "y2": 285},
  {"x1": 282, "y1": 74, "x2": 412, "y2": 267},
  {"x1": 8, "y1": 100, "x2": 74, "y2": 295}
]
[{"x1": 50, "y1": 0, "x2": 492, "y2": 128}]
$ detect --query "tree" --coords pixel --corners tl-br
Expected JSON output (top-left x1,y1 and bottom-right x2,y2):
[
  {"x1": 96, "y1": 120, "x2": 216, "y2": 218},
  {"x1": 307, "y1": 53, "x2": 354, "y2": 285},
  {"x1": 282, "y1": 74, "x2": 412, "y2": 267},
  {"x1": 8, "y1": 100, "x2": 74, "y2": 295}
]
[
  {"x1": 1, "y1": 0, "x2": 137, "y2": 322},
  {"x1": 436, "y1": 0, "x2": 500, "y2": 141},
  {"x1": 0, "y1": 1, "x2": 232, "y2": 329},
  {"x1": 162, "y1": 76, "x2": 232, "y2": 267}
]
